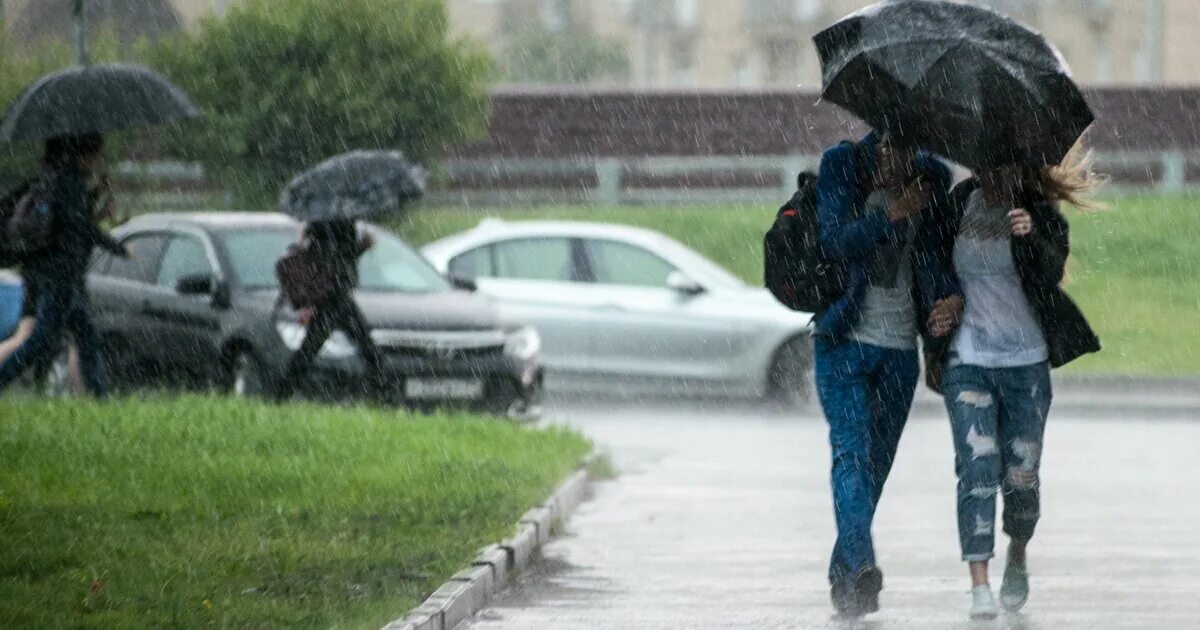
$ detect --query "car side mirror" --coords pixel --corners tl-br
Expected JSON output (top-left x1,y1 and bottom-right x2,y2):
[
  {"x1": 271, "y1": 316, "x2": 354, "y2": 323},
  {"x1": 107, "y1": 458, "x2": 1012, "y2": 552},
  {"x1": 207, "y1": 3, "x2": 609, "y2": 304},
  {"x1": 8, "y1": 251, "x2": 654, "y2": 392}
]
[
  {"x1": 176, "y1": 273, "x2": 215, "y2": 296},
  {"x1": 447, "y1": 273, "x2": 477, "y2": 292},
  {"x1": 666, "y1": 271, "x2": 704, "y2": 296}
]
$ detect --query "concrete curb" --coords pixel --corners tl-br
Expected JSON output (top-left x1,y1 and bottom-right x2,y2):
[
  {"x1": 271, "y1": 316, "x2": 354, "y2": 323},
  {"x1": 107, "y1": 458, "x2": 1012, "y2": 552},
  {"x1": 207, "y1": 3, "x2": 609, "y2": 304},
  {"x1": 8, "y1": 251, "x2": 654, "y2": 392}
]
[{"x1": 381, "y1": 454, "x2": 598, "y2": 630}]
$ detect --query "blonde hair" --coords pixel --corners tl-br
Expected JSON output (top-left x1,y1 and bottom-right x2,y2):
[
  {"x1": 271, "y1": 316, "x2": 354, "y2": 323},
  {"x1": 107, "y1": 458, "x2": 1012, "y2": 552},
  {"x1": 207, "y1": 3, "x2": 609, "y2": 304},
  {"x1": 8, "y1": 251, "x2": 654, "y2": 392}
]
[{"x1": 1024, "y1": 142, "x2": 1107, "y2": 209}]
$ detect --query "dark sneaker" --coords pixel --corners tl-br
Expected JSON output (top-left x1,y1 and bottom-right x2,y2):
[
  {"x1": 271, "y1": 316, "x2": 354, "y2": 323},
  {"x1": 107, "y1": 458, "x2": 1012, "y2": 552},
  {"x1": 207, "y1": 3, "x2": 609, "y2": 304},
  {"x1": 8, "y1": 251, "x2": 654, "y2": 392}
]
[
  {"x1": 831, "y1": 580, "x2": 860, "y2": 618},
  {"x1": 853, "y1": 566, "x2": 884, "y2": 615}
]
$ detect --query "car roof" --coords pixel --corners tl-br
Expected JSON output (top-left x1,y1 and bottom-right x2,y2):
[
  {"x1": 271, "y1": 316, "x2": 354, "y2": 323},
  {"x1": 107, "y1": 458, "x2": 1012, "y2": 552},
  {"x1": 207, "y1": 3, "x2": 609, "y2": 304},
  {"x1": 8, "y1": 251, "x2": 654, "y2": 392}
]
[
  {"x1": 427, "y1": 218, "x2": 676, "y2": 252},
  {"x1": 123, "y1": 211, "x2": 300, "y2": 232}
]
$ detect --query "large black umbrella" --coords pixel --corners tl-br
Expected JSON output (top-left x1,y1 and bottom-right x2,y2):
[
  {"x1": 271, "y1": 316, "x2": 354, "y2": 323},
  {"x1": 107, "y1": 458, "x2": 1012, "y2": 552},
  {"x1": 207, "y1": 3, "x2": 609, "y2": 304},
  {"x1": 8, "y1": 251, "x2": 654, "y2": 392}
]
[
  {"x1": 0, "y1": 63, "x2": 202, "y2": 143},
  {"x1": 814, "y1": 0, "x2": 1093, "y2": 169},
  {"x1": 279, "y1": 151, "x2": 429, "y2": 222}
]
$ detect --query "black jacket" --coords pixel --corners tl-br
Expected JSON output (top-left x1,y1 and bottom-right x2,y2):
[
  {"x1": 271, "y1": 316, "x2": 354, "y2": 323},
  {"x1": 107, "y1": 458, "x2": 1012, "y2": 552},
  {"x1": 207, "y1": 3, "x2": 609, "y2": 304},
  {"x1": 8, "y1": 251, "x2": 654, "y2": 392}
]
[
  {"x1": 27, "y1": 167, "x2": 125, "y2": 286},
  {"x1": 306, "y1": 219, "x2": 368, "y2": 295},
  {"x1": 926, "y1": 178, "x2": 1101, "y2": 383}
]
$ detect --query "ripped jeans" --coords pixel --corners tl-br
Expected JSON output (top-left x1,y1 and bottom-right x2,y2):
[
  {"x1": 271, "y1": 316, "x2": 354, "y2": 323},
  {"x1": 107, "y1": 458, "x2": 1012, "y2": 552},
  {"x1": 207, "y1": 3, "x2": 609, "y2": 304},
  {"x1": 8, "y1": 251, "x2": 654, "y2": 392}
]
[{"x1": 942, "y1": 362, "x2": 1052, "y2": 561}]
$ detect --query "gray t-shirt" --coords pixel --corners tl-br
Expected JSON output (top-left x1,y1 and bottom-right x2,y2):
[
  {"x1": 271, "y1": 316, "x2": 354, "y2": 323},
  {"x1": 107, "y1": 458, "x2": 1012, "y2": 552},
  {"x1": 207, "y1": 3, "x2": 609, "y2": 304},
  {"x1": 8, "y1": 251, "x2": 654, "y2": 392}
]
[
  {"x1": 848, "y1": 190, "x2": 920, "y2": 350},
  {"x1": 950, "y1": 190, "x2": 1048, "y2": 367}
]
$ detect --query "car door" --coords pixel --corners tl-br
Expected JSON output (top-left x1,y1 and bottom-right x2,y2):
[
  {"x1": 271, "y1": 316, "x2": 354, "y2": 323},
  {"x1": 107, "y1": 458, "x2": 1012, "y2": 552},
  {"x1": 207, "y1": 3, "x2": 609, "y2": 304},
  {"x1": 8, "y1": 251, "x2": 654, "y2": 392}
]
[
  {"x1": 88, "y1": 232, "x2": 169, "y2": 371},
  {"x1": 447, "y1": 236, "x2": 600, "y2": 378},
  {"x1": 580, "y1": 238, "x2": 747, "y2": 384},
  {"x1": 148, "y1": 231, "x2": 224, "y2": 379}
]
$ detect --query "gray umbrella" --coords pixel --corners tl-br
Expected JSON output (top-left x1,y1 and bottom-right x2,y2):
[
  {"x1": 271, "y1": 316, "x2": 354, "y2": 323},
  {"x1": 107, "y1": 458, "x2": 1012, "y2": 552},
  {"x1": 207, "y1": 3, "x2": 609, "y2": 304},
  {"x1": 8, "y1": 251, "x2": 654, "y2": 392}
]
[
  {"x1": 0, "y1": 63, "x2": 202, "y2": 143},
  {"x1": 279, "y1": 150, "x2": 429, "y2": 222},
  {"x1": 815, "y1": 0, "x2": 1093, "y2": 169}
]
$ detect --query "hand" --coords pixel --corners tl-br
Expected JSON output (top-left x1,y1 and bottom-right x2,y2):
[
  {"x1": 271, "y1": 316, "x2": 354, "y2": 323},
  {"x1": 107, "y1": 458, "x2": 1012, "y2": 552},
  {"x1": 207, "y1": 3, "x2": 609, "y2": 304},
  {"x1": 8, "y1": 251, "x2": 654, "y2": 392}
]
[
  {"x1": 888, "y1": 178, "x2": 931, "y2": 223},
  {"x1": 927, "y1": 294, "x2": 964, "y2": 338},
  {"x1": 298, "y1": 307, "x2": 315, "y2": 326},
  {"x1": 123, "y1": 245, "x2": 134, "y2": 259},
  {"x1": 1009, "y1": 208, "x2": 1034, "y2": 237},
  {"x1": 360, "y1": 232, "x2": 375, "y2": 251}
]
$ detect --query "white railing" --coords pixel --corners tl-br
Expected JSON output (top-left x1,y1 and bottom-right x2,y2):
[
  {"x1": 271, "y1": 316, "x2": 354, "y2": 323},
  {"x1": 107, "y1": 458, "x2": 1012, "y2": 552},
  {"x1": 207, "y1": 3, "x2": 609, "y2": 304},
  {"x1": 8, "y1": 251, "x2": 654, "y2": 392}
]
[
  {"x1": 430, "y1": 150, "x2": 1198, "y2": 206},
  {"x1": 114, "y1": 150, "x2": 1198, "y2": 210}
]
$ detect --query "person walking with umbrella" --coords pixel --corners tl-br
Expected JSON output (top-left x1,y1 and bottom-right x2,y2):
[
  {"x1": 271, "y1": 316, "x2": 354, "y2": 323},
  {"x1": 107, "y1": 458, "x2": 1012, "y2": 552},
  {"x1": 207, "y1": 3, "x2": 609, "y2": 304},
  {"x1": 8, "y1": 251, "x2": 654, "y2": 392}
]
[
  {"x1": 811, "y1": 128, "x2": 963, "y2": 618},
  {"x1": 0, "y1": 133, "x2": 129, "y2": 396},
  {"x1": 274, "y1": 218, "x2": 384, "y2": 402},
  {"x1": 925, "y1": 146, "x2": 1102, "y2": 619},
  {"x1": 0, "y1": 169, "x2": 126, "y2": 394},
  {"x1": 0, "y1": 2, "x2": 201, "y2": 397},
  {"x1": 815, "y1": 0, "x2": 1102, "y2": 618},
  {"x1": 274, "y1": 150, "x2": 427, "y2": 402}
]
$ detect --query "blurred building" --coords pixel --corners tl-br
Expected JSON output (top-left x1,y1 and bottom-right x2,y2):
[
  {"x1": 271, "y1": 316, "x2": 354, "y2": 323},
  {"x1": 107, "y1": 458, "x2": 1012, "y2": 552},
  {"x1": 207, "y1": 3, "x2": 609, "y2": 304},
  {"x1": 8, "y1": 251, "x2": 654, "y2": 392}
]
[
  {"x1": 446, "y1": 0, "x2": 1199, "y2": 87},
  {"x1": 2, "y1": 0, "x2": 1197, "y2": 85}
]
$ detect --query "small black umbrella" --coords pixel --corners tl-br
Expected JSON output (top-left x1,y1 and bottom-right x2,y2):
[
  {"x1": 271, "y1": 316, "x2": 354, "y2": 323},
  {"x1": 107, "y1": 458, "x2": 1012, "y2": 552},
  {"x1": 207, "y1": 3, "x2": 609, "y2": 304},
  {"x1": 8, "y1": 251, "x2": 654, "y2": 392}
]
[
  {"x1": 0, "y1": 63, "x2": 202, "y2": 143},
  {"x1": 814, "y1": 0, "x2": 1093, "y2": 169},
  {"x1": 279, "y1": 150, "x2": 429, "y2": 222}
]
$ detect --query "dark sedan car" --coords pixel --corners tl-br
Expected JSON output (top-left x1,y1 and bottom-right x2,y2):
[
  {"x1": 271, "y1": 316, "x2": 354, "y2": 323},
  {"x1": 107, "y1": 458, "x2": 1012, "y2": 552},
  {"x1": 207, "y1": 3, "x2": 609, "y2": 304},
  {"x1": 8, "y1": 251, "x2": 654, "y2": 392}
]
[{"x1": 62, "y1": 212, "x2": 542, "y2": 416}]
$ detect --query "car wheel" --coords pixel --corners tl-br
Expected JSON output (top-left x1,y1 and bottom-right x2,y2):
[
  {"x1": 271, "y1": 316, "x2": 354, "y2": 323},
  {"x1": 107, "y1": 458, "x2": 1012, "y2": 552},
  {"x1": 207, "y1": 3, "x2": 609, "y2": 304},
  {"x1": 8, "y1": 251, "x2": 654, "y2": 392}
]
[
  {"x1": 41, "y1": 348, "x2": 73, "y2": 398},
  {"x1": 768, "y1": 336, "x2": 814, "y2": 409},
  {"x1": 226, "y1": 351, "x2": 267, "y2": 398}
]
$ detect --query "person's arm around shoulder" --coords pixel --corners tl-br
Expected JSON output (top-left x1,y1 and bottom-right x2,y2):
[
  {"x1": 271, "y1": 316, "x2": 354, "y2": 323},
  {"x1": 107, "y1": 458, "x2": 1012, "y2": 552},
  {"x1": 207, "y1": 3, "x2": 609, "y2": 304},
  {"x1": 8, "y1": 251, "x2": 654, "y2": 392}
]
[
  {"x1": 923, "y1": 164, "x2": 968, "y2": 339},
  {"x1": 816, "y1": 143, "x2": 904, "y2": 262}
]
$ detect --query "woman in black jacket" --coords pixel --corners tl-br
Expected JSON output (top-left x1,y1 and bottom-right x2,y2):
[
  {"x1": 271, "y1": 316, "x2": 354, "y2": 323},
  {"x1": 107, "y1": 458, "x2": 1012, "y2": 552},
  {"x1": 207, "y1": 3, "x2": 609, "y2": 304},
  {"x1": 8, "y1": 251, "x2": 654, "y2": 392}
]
[{"x1": 925, "y1": 149, "x2": 1101, "y2": 619}]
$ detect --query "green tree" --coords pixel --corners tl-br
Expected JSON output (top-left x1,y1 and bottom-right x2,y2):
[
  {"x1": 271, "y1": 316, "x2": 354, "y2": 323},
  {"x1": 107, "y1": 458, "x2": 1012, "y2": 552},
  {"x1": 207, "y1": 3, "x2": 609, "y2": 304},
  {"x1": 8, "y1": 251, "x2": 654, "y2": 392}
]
[
  {"x1": 505, "y1": 27, "x2": 629, "y2": 84},
  {"x1": 148, "y1": 0, "x2": 491, "y2": 206}
]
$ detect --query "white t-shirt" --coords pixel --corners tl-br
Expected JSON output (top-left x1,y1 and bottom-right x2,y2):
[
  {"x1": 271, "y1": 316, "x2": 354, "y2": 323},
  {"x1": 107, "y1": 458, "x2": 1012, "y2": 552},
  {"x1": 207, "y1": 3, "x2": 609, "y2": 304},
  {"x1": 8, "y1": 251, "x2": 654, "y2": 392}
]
[
  {"x1": 950, "y1": 190, "x2": 1048, "y2": 368},
  {"x1": 848, "y1": 190, "x2": 919, "y2": 351}
]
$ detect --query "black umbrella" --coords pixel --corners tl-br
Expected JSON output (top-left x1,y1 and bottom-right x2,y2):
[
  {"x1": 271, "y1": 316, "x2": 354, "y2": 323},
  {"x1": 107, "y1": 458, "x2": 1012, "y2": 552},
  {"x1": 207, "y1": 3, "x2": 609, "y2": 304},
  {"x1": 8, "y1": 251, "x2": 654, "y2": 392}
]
[
  {"x1": 279, "y1": 151, "x2": 429, "y2": 222},
  {"x1": 0, "y1": 63, "x2": 202, "y2": 143},
  {"x1": 814, "y1": 0, "x2": 1093, "y2": 170}
]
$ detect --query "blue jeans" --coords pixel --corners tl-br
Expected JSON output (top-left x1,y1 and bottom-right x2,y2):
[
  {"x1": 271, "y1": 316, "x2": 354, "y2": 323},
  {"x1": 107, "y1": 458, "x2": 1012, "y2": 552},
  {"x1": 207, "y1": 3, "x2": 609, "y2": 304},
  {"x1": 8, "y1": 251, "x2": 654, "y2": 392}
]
[
  {"x1": 942, "y1": 362, "x2": 1052, "y2": 561},
  {"x1": 0, "y1": 281, "x2": 108, "y2": 397},
  {"x1": 814, "y1": 335, "x2": 919, "y2": 586}
]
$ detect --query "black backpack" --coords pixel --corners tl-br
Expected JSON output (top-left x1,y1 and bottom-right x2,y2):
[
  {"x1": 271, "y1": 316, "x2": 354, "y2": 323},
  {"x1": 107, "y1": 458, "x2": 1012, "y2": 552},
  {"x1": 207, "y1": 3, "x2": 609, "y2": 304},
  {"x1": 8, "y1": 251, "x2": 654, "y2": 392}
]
[
  {"x1": 0, "y1": 179, "x2": 37, "y2": 267},
  {"x1": 4, "y1": 177, "x2": 54, "y2": 261},
  {"x1": 763, "y1": 139, "x2": 868, "y2": 313}
]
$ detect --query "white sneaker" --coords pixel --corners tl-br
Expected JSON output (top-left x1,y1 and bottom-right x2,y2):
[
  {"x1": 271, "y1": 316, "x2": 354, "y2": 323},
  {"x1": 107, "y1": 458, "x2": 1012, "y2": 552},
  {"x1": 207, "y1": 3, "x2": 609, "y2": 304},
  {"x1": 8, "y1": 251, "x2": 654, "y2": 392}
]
[
  {"x1": 970, "y1": 584, "x2": 1000, "y2": 620},
  {"x1": 1000, "y1": 562, "x2": 1030, "y2": 611}
]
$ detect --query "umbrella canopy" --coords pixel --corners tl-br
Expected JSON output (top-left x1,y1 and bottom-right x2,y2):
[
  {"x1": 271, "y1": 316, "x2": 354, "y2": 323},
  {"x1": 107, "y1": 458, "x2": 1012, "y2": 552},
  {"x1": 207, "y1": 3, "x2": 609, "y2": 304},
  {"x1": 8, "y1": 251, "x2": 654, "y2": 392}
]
[
  {"x1": 0, "y1": 63, "x2": 202, "y2": 143},
  {"x1": 814, "y1": 0, "x2": 1093, "y2": 170},
  {"x1": 279, "y1": 150, "x2": 429, "y2": 222}
]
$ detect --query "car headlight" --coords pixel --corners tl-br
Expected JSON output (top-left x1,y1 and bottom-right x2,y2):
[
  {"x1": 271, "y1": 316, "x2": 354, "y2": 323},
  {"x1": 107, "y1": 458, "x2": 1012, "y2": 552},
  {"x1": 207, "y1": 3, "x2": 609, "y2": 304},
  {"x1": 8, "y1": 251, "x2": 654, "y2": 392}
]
[
  {"x1": 504, "y1": 326, "x2": 541, "y2": 361},
  {"x1": 275, "y1": 321, "x2": 358, "y2": 359}
]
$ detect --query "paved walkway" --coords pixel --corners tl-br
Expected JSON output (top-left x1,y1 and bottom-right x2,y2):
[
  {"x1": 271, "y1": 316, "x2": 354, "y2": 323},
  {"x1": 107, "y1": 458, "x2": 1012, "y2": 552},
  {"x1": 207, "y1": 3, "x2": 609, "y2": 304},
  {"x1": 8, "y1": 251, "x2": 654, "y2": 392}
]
[{"x1": 465, "y1": 405, "x2": 1200, "y2": 629}]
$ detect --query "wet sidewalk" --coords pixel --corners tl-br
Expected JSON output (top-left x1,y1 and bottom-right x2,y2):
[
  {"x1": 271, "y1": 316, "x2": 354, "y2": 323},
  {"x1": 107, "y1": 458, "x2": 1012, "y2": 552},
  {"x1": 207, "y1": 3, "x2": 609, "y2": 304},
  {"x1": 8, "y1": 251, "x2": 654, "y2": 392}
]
[{"x1": 464, "y1": 407, "x2": 1200, "y2": 629}]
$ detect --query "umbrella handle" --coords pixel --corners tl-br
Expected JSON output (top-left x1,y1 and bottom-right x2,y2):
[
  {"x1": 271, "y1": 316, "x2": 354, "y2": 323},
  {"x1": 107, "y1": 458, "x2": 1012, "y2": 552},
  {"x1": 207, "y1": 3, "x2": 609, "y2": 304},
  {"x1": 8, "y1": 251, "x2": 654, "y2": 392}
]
[{"x1": 74, "y1": 0, "x2": 89, "y2": 67}]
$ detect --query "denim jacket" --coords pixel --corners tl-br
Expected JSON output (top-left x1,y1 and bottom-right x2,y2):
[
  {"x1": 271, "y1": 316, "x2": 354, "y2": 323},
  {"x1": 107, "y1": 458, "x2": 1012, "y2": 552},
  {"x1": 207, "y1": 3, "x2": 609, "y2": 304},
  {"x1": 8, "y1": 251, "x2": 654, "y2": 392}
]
[{"x1": 813, "y1": 131, "x2": 961, "y2": 340}]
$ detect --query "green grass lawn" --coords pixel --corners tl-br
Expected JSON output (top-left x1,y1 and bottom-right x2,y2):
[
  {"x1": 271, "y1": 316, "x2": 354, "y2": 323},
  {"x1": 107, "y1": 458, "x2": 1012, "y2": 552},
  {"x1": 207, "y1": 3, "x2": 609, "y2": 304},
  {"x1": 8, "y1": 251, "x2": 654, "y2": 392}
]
[
  {"x1": 393, "y1": 194, "x2": 1200, "y2": 376},
  {"x1": 0, "y1": 396, "x2": 590, "y2": 628}
]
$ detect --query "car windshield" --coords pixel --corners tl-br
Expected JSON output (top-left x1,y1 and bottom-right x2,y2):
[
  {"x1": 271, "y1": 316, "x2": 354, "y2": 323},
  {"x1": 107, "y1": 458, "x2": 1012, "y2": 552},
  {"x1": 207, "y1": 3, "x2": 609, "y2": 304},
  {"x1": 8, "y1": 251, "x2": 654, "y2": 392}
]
[{"x1": 220, "y1": 226, "x2": 449, "y2": 293}]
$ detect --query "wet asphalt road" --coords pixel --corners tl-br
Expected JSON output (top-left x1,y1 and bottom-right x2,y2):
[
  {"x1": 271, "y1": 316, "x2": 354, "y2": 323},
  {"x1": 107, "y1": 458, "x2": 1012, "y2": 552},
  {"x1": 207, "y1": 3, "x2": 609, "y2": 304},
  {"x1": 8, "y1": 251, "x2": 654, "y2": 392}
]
[{"x1": 464, "y1": 403, "x2": 1200, "y2": 629}]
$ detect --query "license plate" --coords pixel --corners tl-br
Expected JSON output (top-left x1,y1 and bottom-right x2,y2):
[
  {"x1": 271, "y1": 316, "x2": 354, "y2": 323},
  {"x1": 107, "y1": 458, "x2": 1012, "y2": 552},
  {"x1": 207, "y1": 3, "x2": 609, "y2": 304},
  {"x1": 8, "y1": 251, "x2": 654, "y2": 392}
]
[{"x1": 405, "y1": 378, "x2": 484, "y2": 400}]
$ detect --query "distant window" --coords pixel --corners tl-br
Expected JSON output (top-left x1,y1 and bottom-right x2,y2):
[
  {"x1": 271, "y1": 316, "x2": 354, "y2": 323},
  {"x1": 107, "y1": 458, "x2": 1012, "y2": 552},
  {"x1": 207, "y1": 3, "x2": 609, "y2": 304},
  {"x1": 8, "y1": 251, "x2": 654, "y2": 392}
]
[
  {"x1": 157, "y1": 236, "x2": 213, "y2": 288},
  {"x1": 106, "y1": 234, "x2": 168, "y2": 284},
  {"x1": 492, "y1": 238, "x2": 576, "y2": 282},
  {"x1": 585, "y1": 240, "x2": 677, "y2": 287},
  {"x1": 674, "y1": 0, "x2": 697, "y2": 28},
  {"x1": 793, "y1": 0, "x2": 820, "y2": 21}
]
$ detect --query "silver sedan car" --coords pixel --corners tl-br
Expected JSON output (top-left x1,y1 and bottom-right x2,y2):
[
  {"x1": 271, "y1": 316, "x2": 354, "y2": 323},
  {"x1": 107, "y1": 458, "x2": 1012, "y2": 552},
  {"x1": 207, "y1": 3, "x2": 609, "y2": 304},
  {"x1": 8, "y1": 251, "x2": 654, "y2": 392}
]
[{"x1": 421, "y1": 220, "x2": 814, "y2": 407}]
